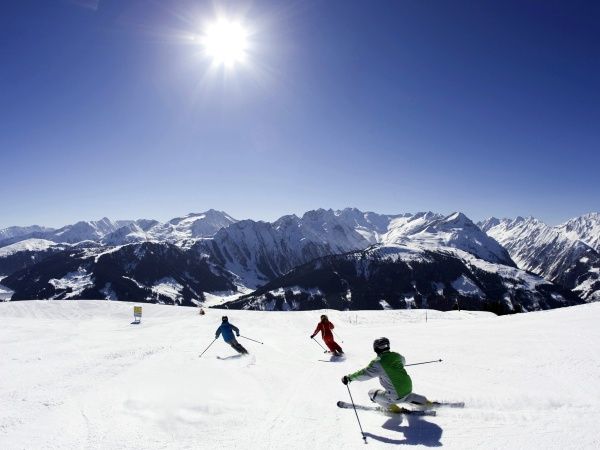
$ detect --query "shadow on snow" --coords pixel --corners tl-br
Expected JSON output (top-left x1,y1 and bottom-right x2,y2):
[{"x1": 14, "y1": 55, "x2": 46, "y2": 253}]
[{"x1": 364, "y1": 415, "x2": 443, "y2": 447}]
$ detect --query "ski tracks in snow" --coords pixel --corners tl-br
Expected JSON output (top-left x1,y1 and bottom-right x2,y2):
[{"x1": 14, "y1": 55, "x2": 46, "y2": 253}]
[
  {"x1": 251, "y1": 359, "x2": 323, "y2": 448},
  {"x1": 3, "y1": 302, "x2": 600, "y2": 449}
]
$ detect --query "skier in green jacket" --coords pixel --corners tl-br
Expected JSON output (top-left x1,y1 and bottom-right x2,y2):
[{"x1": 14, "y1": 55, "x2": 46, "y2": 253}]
[{"x1": 341, "y1": 337, "x2": 430, "y2": 413}]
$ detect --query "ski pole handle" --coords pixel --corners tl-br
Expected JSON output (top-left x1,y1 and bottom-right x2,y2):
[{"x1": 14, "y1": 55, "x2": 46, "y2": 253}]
[
  {"x1": 239, "y1": 335, "x2": 264, "y2": 344},
  {"x1": 405, "y1": 359, "x2": 442, "y2": 367}
]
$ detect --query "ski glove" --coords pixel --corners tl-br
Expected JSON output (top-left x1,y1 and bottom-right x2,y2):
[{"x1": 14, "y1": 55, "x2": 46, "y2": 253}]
[
  {"x1": 310, "y1": 335, "x2": 315, "y2": 339},
  {"x1": 341, "y1": 375, "x2": 350, "y2": 385},
  {"x1": 236, "y1": 332, "x2": 240, "y2": 337}
]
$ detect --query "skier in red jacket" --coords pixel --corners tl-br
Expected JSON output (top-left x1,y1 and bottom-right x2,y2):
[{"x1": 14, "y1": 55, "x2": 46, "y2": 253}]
[{"x1": 310, "y1": 314, "x2": 344, "y2": 356}]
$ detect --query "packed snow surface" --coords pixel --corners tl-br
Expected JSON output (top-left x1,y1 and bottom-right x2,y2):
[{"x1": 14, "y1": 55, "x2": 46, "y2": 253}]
[{"x1": 1, "y1": 301, "x2": 599, "y2": 449}]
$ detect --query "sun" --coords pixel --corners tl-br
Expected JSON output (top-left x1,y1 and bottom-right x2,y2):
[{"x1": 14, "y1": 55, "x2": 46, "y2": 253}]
[{"x1": 201, "y1": 19, "x2": 248, "y2": 67}]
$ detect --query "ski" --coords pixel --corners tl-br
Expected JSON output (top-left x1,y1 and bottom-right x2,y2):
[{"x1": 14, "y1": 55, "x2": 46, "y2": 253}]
[
  {"x1": 427, "y1": 401, "x2": 465, "y2": 409},
  {"x1": 337, "y1": 401, "x2": 436, "y2": 416},
  {"x1": 318, "y1": 356, "x2": 346, "y2": 363},
  {"x1": 216, "y1": 354, "x2": 243, "y2": 360}
]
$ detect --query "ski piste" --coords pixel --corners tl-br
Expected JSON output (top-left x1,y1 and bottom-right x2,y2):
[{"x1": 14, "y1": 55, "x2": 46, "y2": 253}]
[{"x1": 337, "y1": 401, "x2": 437, "y2": 416}]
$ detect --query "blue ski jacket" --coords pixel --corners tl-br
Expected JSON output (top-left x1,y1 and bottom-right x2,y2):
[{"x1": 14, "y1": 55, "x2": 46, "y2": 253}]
[{"x1": 215, "y1": 323, "x2": 240, "y2": 343}]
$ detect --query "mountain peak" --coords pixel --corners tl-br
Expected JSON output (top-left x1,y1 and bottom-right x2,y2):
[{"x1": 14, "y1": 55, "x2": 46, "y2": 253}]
[
  {"x1": 478, "y1": 217, "x2": 501, "y2": 233},
  {"x1": 202, "y1": 209, "x2": 235, "y2": 219},
  {"x1": 301, "y1": 208, "x2": 336, "y2": 222},
  {"x1": 443, "y1": 212, "x2": 472, "y2": 225}
]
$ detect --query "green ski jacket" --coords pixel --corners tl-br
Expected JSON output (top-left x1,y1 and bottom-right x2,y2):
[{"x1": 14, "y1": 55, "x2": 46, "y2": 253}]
[{"x1": 348, "y1": 351, "x2": 412, "y2": 399}]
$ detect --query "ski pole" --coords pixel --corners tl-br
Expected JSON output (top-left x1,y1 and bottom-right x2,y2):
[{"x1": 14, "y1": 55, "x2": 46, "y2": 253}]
[
  {"x1": 311, "y1": 336, "x2": 328, "y2": 353},
  {"x1": 333, "y1": 330, "x2": 344, "y2": 343},
  {"x1": 239, "y1": 335, "x2": 264, "y2": 344},
  {"x1": 199, "y1": 338, "x2": 217, "y2": 358},
  {"x1": 346, "y1": 383, "x2": 367, "y2": 444},
  {"x1": 405, "y1": 359, "x2": 442, "y2": 367}
]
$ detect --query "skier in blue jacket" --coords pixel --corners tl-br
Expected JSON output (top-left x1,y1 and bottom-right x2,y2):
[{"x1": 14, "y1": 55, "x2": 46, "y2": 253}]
[{"x1": 215, "y1": 316, "x2": 248, "y2": 354}]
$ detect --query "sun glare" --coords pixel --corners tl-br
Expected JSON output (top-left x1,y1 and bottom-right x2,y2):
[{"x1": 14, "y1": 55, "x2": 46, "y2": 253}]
[{"x1": 202, "y1": 19, "x2": 248, "y2": 67}]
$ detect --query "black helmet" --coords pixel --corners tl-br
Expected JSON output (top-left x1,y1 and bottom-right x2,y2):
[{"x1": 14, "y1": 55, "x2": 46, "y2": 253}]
[
  {"x1": 222, "y1": 316, "x2": 228, "y2": 322},
  {"x1": 373, "y1": 337, "x2": 390, "y2": 354},
  {"x1": 320, "y1": 314, "x2": 328, "y2": 321}
]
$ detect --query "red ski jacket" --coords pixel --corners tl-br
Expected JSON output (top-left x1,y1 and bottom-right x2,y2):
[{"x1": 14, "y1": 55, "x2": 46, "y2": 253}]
[{"x1": 312, "y1": 321, "x2": 335, "y2": 340}]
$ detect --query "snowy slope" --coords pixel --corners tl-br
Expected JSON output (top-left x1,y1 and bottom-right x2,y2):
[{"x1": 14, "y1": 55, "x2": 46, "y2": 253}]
[
  {"x1": 146, "y1": 209, "x2": 237, "y2": 243},
  {"x1": 0, "y1": 300, "x2": 598, "y2": 449},
  {"x1": 201, "y1": 209, "x2": 388, "y2": 288},
  {"x1": 0, "y1": 238, "x2": 58, "y2": 257},
  {"x1": 50, "y1": 218, "x2": 133, "y2": 243},
  {"x1": 384, "y1": 213, "x2": 514, "y2": 266},
  {"x1": 383, "y1": 211, "x2": 444, "y2": 240},
  {"x1": 557, "y1": 212, "x2": 600, "y2": 252},
  {"x1": 101, "y1": 223, "x2": 153, "y2": 246},
  {"x1": 481, "y1": 217, "x2": 600, "y2": 301},
  {"x1": 332, "y1": 208, "x2": 407, "y2": 243},
  {"x1": 0, "y1": 225, "x2": 53, "y2": 241}
]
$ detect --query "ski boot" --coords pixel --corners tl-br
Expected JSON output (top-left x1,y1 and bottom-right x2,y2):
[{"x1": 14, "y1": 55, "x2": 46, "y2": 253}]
[{"x1": 387, "y1": 404, "x2": 403, "y2": 414}]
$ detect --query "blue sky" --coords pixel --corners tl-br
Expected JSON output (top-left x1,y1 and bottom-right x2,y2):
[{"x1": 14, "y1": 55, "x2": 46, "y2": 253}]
[{"x1": 1, "y1": 0, "x2": 598, "y2": 228}]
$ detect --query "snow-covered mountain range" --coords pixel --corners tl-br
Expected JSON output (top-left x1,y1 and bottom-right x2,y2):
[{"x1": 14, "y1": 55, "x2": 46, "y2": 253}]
[
  {"x1": 479, "y1": 216, "x2": 600, "y2": 301},
  {"x1": 0, "y1": 225, "x2": 53, "y2": 241},
  {"x1": 0, "y1": 208, "x2": 598, "y2": 311},
  {"x1": 556, "y1": 212, "x2": 600, "y2": 252},
  {"x1": 226, "y1": 243, "x2": 579, "y2": 313},
  {"x1": 0, "y1": 209, "x2": 237, "y2": 248},
  {"x1": 200, "y1": 209, "x2": 400, "y2": 288},
  {"x1": 382, "y1": 212, "x2": 515, "y2": 266},
  {"x1": 4, "y1": 242, "x2": 235, "y2": 306}
]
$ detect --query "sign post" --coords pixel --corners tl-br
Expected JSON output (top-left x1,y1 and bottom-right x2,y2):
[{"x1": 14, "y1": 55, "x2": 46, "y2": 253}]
[{"x1": 133, "y1": 306, "x2": 142, "y2": 324}]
